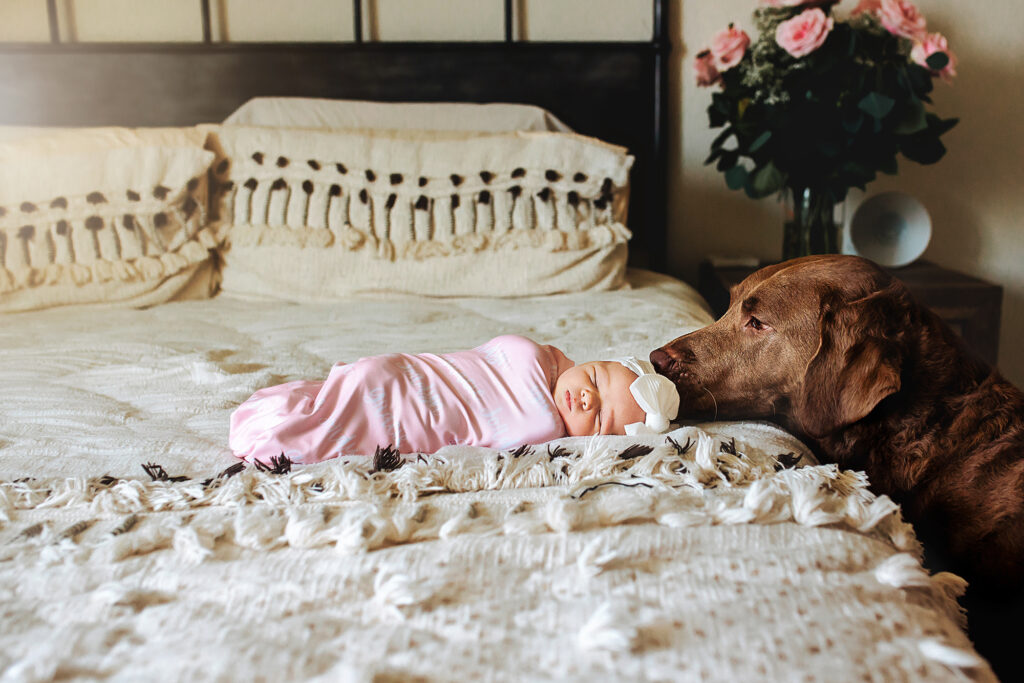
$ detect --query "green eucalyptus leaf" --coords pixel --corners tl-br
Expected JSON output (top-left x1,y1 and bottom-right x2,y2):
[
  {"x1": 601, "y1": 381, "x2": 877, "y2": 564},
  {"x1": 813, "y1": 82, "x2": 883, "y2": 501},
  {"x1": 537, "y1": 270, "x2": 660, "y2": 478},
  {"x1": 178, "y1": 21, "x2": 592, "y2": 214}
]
[
  {"x1": 751, "y1": 162, "x2": 784, "y2": 197},
  {"x1": 749, "y1": 130, "x2": 772, "y2": 153},
  {"x1": 842, "y1": 109, "x2": 864, "y2": 134},
  {"x1": 906, "y1": 64, "x2": 934, "y2": 96},
  {"x1": 711, "y1": 127, "x2": 735, "y2": 150},
  {"x1": 894, "y1": 98, "x2": 927, "y2": 135},
  {"x1": 895, "y1": 66, "x2": 913, "y2": 96},
  {"x1": 725, "y1": 165, "x2": 749, "y2": 191},
  {"x1": 858, "y1": 92, "x2": 896, "y2": 119},
  {"x1": 709, "y1": 94, "x2": 731, "y2": 127},
  {"x1": 818, "y1": 140, "x2": 841, "y2": 158},
  {"x1": 841, "y1": 161, "x2": 871, "y2": 178},
  {"x1": 717, "y1": 149, "x2": 740, "y2": 172},
  {"x1": 926, "y1": 52, "x2": 950, "y2": 71},
  {"x1": 704, "y1": 147, "x2": 725, "y2": 166},
  {"x1": 932, "y1": 115, "x2": 959, "y2": 136},
  {"x1": 900, "y1": 134, "x2": 946, "y2": 165}
]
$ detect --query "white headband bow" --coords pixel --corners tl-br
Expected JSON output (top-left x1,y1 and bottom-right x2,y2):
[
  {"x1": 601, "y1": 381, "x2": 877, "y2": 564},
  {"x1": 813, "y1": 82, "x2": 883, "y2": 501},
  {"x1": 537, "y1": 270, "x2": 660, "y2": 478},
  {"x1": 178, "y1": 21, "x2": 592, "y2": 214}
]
[{"x1": 609, "y1": 356, "x2": 680, "y2": 436}]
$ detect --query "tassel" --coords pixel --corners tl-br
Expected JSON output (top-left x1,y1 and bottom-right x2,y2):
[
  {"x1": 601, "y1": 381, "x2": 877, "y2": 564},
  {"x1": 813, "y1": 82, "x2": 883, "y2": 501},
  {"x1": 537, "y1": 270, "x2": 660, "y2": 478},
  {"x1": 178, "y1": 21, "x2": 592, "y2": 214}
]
[
  {"x1": 576, "y1": 537, "x2": 622, "y2": 580},
  {"x1": 578, "y1": 602, "x2": 637, "y2": 652},
  {"x1": 873, "y1": 553, "x2": 931, "y2": 588},
  {"x1": 172, "y1": 524, "x2": 215, "y2": 565},
  {"x1": 373, "y1": 572, "x2": 435, "y2": 621},
  {"x1": 544, "y1": 497, "x2": 582, "y2": 533},
  {"x1": 917, "y1": 639, "x2": 985, "y2": 669},
  {"x1": 283, "y1": 506, "x2": 329, "y2": 549}
]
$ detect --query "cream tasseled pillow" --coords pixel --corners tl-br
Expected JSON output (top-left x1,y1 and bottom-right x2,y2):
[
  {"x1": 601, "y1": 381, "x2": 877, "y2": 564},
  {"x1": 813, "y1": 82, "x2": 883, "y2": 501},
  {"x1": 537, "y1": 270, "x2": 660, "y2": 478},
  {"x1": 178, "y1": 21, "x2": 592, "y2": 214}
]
[
  {"x1": 209, "y1": 126, "x2": 634, "y2": 299},
  {"x1": 222, "y1": 97, "x2": 573, "y2": 133},
  {"x1": 0, "y1": 127, "x2": 218, "y2": 313}
]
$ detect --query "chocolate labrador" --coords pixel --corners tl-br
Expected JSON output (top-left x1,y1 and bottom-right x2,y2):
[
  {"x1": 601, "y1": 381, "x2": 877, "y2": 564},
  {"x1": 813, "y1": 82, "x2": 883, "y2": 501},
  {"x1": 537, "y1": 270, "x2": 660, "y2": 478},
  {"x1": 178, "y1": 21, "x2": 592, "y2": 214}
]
[{"x1": 650, "y1": 255, "x2": 1024, "y2": 587}]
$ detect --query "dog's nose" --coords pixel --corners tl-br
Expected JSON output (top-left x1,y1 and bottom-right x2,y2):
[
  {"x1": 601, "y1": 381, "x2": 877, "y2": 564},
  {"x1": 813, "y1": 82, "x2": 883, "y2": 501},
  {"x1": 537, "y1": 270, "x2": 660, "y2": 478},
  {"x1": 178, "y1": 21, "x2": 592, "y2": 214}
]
[{"x1": 649, "y1": 348, "x2": 674, "y2": 374}]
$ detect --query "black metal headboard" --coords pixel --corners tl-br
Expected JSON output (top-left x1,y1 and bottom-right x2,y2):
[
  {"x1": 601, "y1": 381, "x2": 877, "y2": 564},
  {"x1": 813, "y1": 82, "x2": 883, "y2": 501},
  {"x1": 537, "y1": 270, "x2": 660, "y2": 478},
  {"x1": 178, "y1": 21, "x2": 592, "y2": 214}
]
[{"x1": 0, "y1": 0, "x2": 670, "y2": 270}]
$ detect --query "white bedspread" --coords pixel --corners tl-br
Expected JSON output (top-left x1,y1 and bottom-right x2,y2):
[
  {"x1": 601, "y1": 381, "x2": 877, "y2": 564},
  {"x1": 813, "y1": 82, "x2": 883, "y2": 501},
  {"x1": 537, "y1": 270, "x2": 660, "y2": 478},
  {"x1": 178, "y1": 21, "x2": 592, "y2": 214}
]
[
  {"x1": 0, "y1": 269, "x2": 709, "y2": 480},
  {"x1": 0, "y1": 270, "x2": 994, "y2": 681}
]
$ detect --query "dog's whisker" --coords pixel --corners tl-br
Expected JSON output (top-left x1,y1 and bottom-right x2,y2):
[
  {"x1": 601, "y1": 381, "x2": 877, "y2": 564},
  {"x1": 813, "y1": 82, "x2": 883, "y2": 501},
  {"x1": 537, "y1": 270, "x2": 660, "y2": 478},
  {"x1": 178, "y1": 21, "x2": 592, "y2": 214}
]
[{"x1": 703, "y1": 386, "x2": 718, "y2": 421}]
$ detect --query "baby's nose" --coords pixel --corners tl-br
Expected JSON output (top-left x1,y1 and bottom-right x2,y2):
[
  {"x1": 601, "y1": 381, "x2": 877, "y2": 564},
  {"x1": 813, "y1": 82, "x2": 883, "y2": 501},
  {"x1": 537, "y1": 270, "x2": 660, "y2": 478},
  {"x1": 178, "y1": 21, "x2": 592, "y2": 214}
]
[{"x1": 581, "y1": 388, "x2": 598, "y2": 411}]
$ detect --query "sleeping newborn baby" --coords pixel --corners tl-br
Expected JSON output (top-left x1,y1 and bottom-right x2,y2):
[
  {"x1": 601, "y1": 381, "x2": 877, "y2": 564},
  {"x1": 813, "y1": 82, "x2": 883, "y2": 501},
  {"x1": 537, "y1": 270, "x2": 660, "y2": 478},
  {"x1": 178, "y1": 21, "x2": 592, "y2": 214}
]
[{"x1": 229, "y1": 334, "x2": 679, "y2": 465}]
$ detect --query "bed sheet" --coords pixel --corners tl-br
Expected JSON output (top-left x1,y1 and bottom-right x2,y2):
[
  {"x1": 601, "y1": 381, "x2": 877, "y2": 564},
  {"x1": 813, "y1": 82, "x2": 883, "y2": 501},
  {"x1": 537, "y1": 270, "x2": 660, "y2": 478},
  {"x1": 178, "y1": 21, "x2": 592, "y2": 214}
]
[
  {"x1": 0, "y1": 269, "x2": 708, "y2": 480},
  {"x1": 0, "y1": 270, "x2": 994, "y2": 681}
]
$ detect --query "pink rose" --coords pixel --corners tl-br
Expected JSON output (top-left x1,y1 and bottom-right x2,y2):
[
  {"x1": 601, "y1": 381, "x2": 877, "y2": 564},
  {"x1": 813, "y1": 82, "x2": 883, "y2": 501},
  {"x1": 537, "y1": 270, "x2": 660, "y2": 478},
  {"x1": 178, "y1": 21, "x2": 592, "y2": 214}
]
[
  {"x1": 710, "y1": 24, "x2": 750, "y2": 71},
  {"x1": 912, "y1": 32, "x2": 957, "y2": 82},
  {"x1": 694, "y1": 49, "x2": 721, "y2": 87},
  {"x1": 878, "y1": 0, "x2": 927, "y2": 40},
  {"x1": 851, "y1": 0, "x2": 881, "y2": 15},
  {"x1": 775, "y1": 8, "x2": 835, "y2": 58}
]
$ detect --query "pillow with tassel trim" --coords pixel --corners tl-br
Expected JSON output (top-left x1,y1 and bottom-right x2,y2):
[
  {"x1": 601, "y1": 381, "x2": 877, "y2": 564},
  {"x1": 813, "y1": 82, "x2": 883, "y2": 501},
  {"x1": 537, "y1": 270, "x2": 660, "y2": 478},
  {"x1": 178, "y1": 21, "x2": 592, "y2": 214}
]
[
  {"x1": 0, "y1": 127, "x2": 217, "y2": 314},
  {"x1": 208, "y1": 125, "x2": 634, "y2": 299}
]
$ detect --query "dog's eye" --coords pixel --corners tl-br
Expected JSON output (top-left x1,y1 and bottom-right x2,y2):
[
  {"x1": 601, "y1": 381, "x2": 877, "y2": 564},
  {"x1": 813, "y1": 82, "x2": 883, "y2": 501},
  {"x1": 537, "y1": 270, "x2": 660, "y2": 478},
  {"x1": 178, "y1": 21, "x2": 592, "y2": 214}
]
[{"x1": 746, "y1": 316, "x2": 767, "y2": 331}]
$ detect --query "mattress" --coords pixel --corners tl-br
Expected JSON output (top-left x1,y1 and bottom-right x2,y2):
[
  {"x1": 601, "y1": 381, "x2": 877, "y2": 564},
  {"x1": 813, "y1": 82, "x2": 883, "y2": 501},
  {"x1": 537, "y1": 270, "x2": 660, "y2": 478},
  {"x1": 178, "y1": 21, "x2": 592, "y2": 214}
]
[{"x1": 0, "y1": 270, "x2": 993, "y2": 681}]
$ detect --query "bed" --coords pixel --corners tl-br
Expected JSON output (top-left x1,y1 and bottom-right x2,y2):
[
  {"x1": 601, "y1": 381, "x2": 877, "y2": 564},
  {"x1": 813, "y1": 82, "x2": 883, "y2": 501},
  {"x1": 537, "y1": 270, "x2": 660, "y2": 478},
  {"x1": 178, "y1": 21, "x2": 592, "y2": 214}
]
[{"x1": 0, "y1": 1, "x2": 996, "y2": 680}]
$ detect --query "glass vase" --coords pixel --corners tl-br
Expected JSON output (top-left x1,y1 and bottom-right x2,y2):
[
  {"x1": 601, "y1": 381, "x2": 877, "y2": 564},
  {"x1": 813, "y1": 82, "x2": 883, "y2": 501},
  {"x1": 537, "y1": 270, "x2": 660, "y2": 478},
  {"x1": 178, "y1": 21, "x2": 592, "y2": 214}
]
[{"x1": 781, "y1": 186, "x2": 844, "y2": 260}]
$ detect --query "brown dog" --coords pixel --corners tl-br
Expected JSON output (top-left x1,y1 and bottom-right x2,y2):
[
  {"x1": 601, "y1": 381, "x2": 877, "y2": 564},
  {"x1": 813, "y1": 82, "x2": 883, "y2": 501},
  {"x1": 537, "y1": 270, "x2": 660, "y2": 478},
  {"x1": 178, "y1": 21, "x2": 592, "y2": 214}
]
[{"x1": 650, "y1": 255, "x2": 1024, "y2": 587}]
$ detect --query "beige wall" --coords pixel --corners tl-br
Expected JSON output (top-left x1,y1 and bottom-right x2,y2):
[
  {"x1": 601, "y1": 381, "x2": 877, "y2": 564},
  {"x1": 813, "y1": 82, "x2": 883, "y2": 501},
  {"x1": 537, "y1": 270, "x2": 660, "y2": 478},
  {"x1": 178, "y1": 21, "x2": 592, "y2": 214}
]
[{"x1": 2, "y1": 0, "x2": 1021, "y2": 382}]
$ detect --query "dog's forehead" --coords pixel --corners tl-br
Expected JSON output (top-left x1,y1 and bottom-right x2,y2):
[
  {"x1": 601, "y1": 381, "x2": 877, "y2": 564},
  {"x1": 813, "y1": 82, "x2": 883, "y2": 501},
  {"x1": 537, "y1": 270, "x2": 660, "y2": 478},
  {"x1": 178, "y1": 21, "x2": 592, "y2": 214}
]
[
  {"x1": 739, "y1": 257, "x2": 886, "y2": 309},
  {"x1": 743, "y1": 266, "x2": 828, "y2": 310}
]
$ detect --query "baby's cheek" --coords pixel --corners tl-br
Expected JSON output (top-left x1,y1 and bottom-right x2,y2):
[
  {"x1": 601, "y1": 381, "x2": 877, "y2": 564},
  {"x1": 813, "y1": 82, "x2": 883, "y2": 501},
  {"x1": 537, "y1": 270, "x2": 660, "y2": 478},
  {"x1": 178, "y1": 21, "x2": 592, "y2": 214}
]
[
  {"x1": 560, "y1": 415, "x2": 578, "y2": 436},
  {"x1": 561, "y1": 414, "x2": 586, "y2": 437},
  {"x1": 623, "y1": 400, "x2": 647, "y2": 430}
]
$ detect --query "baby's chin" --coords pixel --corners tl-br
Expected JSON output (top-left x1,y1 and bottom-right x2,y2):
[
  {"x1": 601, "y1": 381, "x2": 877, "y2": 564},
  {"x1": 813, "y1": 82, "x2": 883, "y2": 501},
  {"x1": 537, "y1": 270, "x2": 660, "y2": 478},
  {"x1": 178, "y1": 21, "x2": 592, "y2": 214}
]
[{"x1": 555, "y1": 407, "x2": 578, "y2": 437}]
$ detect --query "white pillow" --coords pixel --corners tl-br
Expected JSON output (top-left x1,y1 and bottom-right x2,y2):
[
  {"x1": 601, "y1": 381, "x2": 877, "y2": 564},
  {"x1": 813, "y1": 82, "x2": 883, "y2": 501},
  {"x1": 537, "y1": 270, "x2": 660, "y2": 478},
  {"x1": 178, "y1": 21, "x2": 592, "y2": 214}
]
[
  {"x1": 0, "y1": 127, "x2": 218, "y2": 313},
  {"x1": 208, "y1": 125, "x2": 633, "y2": 300},
  {"x1": 0, "y1": 126, "x2": 65, "y2": 143},
  {"x1": 223, "y1": 97, "x2": 573, "y2": 133}
]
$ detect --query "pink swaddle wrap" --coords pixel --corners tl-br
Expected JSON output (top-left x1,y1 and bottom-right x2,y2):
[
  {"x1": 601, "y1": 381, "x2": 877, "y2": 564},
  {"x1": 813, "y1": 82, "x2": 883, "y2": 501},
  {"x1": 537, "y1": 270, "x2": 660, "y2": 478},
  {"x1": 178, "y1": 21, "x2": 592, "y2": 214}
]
[{"x1": 230, "y1": 335, "x2": 574, "y2": 465}]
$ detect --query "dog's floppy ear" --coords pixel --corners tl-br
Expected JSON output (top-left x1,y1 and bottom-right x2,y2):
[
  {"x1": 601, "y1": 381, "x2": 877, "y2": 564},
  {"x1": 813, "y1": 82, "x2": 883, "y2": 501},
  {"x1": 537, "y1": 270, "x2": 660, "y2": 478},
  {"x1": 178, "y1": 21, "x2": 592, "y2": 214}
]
[{"x1": 794, "y1": 290, "x2": 903, "y2": 438}]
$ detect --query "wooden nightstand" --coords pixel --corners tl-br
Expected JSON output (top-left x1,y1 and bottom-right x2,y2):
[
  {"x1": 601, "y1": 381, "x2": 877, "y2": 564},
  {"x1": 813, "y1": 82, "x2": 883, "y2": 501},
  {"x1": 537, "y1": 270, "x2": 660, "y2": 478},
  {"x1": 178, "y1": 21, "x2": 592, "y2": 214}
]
[{"x1": 697, "y1": 259, "x2": 1003, "y2": 366}]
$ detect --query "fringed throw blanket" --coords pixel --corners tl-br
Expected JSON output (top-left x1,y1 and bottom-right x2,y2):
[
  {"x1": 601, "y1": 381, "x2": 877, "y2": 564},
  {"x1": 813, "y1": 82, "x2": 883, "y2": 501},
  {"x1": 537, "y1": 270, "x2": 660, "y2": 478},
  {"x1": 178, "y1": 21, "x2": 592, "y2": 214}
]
[{"x1": 0, "y1": 424, "x2": 992, "y2": 681}]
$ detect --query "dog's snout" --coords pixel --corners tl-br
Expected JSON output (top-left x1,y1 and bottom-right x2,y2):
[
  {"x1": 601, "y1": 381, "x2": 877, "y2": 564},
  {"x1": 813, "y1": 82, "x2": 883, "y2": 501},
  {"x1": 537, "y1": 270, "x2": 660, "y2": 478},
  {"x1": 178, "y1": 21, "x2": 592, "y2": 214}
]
[
  {"x1": 651, "y1": 342, "x2": 697, "y2": 367},
  {"x1": 650, "y1": 348, "x2": 675, "y2": 374}
]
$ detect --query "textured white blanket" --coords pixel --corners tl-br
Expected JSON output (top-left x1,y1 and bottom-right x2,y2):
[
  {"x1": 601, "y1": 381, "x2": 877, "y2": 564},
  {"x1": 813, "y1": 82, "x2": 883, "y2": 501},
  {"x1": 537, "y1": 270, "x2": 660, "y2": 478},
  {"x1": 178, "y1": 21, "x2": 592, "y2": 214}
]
[{"x1": 0, "y1": 271, "x2": 994, "y2": 680}]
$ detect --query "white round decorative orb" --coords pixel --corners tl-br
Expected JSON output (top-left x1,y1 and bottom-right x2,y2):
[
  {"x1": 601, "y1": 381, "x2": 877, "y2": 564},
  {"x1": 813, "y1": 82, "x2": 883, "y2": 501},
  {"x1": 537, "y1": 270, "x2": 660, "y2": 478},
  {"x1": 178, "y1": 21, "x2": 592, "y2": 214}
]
[{"x1": 848, "y1": 191, "x2": 931, "y2": 267}]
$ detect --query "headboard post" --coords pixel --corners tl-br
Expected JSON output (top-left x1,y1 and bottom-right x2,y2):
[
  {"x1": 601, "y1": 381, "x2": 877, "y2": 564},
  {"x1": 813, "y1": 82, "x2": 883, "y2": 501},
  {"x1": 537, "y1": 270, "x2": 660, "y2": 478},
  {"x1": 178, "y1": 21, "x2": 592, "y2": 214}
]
[
  {"x1": 45, "y1": 0, "x2": 60, "y2": 44},
  {"x1": 504, "y1": 0, "x2": 515, "y2": 42},
  {"x1": 200, "y1": 0, "x2": 213, "y2": 44},
  {"x1": 353, "y1": 0, "x2": 364, "y2": 44},
  {"x1": 649, "y1": 0, "x2": 671, "y2": 273}
]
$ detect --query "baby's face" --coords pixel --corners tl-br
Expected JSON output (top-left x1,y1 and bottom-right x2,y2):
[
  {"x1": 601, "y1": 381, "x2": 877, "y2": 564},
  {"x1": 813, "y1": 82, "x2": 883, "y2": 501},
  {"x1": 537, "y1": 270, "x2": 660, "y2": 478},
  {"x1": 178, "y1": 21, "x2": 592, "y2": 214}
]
[{"x1": 553, "y1": 361, "x2": 647, "y2": 436}]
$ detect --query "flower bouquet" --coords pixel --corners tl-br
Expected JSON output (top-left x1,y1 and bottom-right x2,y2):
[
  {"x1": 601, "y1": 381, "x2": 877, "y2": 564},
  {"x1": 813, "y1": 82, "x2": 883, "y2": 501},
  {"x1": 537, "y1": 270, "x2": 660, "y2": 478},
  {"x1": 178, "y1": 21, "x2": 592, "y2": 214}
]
[{"x1": 694, "y1": 0, "x2": 958, "y2": 258}]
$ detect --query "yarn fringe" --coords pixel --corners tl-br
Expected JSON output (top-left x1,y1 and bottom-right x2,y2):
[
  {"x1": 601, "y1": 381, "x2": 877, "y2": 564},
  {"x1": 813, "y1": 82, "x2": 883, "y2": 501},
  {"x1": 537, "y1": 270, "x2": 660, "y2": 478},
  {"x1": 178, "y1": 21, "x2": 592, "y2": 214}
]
[
  {"x1": 1, "y1": 428, "x2": 917, "y2": 557},
  {"x1": 0, "y1": 224, "x2": 217, "y2": 295},
  {"x1": 225, "y1": 221, "x2": 631, "y2": 263},
  {"x1": 0, "y1": 426, "x2": 966, "y2": 623}
]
